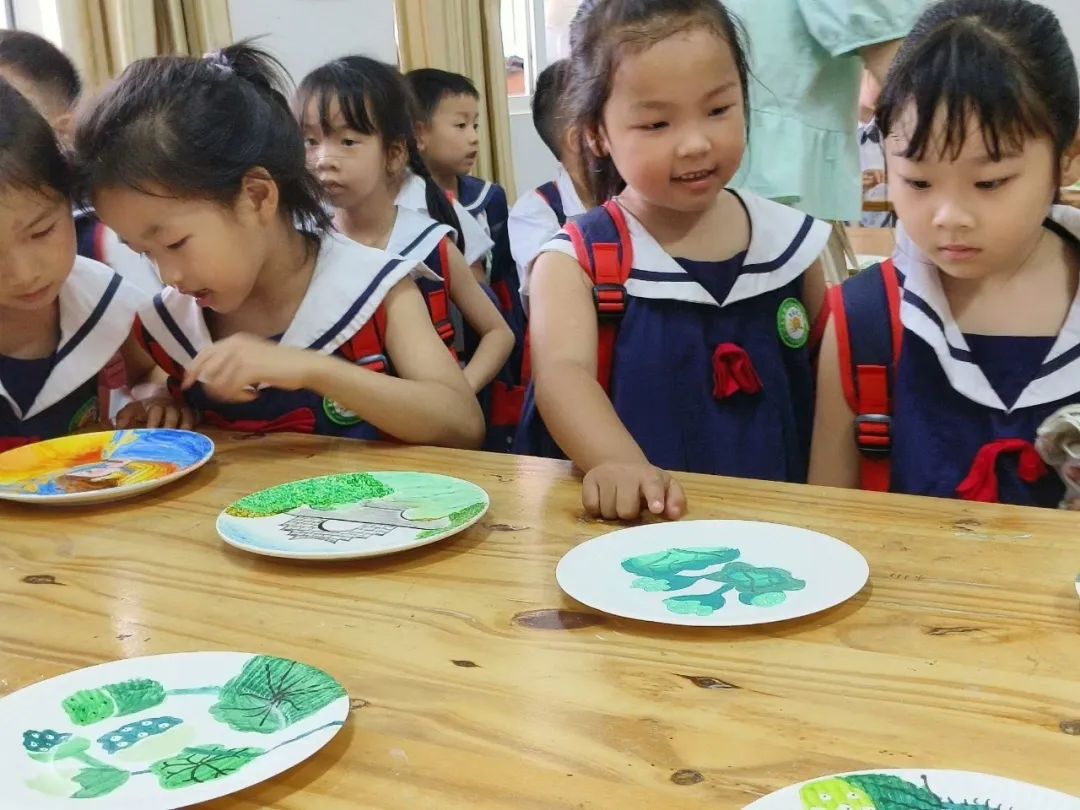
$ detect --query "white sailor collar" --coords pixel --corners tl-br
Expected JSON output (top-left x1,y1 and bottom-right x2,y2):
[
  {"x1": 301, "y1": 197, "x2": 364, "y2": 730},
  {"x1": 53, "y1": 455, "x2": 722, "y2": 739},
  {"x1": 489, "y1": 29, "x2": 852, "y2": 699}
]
[
  {"x1": 138, "y1": 232, "x2": 432, "y2": 367},
  {"x1": 894, "y1": 206, "x2": 1080, "y2": 412},
  {"x1": 554, "y1": 166, "x2": 587, "y2": 220},
  {"x1": 459, "y1": 178, "x2": 494, "y2": 214},
  {"x1": 611, "y1": 190, "x2": 830, "y2": 307},
  {"x1": 1, "y1": 257, "x2": 143, "y2": 420},
  {"x1": 387, "y1": 206, "x2": 454, "y2": 273}
]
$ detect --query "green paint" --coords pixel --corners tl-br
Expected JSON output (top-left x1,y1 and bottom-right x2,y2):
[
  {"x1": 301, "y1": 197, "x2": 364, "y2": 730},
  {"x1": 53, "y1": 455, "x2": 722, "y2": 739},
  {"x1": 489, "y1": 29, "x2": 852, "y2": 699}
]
[
  {"x1": 22, "y1": 654, "x2": 347, "y2": 802},
  {"x1": 225, "y1": 473, "x2": 394, "y2": 518},
  {"x1": 150, "y1": 745, "x2": 264, "y2": 790},
  {"x1": 209, "y1": 656, "x2": 346, "y2": 734},
  {"x1": 798, "y1": 773, "x2": 1009, "y2": 810},
  {"x1": 62, "y1": 679, "x2": 167, "y2": 726},
  {"x1": 377, "y1": 472, "x2": 486, "y2": 521},
  {"x1": 620, "y1": 547, "x2": 805, "y2": 617},
  {"x1": 417, "y1": 501, "x2": 486, "y2": 539},
  {"x1": 800, "y1": 777, "x2": 877, "y2": 809}
]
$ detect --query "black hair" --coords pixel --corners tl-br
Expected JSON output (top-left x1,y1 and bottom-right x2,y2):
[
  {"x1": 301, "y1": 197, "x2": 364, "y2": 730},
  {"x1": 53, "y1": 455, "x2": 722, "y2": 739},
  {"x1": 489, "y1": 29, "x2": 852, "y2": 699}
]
[
  {"x1": 73, "y1": 39, "x2": 331, "y2": 235},
  {"x1": 0, "y1": 77, "x2": 72, "y2": 198},
  {"x1": 405, "y1": 68, "x2": 480, "y2": 124},
  {"x1": 877, "y1": 0, "x2": 1079, "y2": 181},
  {"x1": 533, "y1": 59, "x2": 571, "y2": 159},
  {"x1": 568, "y1": 0, "x2": 751, "y2": 203},
  {"x1": 297, "y1": 55, "x2": 465, "y2": 252},
  {"x1": 0, "y1": 30, "x2": 81, "y2": 107}
]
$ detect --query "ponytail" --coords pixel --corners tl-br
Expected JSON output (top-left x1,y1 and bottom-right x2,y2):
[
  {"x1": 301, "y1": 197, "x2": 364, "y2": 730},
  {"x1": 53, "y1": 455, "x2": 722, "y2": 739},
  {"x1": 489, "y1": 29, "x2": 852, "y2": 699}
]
[{"x1": 407, "y1": 139, "x2": 465, "y2": 254}]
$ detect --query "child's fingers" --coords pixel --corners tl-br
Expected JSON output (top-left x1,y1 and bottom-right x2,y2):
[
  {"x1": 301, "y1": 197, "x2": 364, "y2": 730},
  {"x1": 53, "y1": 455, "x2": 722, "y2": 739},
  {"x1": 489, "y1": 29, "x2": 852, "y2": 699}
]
[
  {"x1": 640, "y1": 474, "x2": 667, "y2": 516},
  {"x1": 114, "y1": 405, "x2": 138, "y2": 429},
  {"x1": 582, "y1": 475, "x2": 602, "y2": 517},
  {"x1": 180, "y1": 408, "x2": 196, "y2": 431},
  {"x1": 615, "y1": 480, "x2": 643, "y2": 521},
  {"x1": 160, "y1": 407, "x2": 180, "y2": 429},
  {"x1": 597, "y1": 479, "x2": 620, "y2": 520},
  {"x1": 145, "y1": 402, "x2": 165, "y2": 428},
  {"x1": 664, "y1": 476, "x2": 687, "y2": 520}
]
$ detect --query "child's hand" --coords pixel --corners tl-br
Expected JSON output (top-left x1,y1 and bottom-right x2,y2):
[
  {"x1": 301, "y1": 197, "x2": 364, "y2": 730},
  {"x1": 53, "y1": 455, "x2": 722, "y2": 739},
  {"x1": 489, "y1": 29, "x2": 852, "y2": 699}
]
[
  {"x1": 115, "y1": 397, "x2": 197, "y2": 430},
  {"x1": 582, "y1": 461, "x2": 686, "y2": 521},
  {"x1": 183, "y1": 335, "x2": 313, "y2": 402}
]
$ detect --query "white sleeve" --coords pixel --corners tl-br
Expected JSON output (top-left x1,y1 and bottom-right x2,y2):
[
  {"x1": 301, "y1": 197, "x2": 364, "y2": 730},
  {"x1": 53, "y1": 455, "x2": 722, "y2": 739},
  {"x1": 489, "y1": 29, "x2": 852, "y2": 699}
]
[
  {"x1": 451, "y1": 199, "x2": 495, "y2": 266},
  {"x1": 509, "y1": 192, "x2": 563, "y2": 301},
  {"x1": 520, "y1": 231, "x2": 579, "y2": 296}
]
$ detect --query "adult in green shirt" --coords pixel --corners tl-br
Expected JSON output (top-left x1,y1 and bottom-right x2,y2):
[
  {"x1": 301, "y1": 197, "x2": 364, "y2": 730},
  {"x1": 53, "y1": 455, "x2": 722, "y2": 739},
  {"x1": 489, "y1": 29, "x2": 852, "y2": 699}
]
[{"x1": 728, "y1": 0, "x2": 926, "y2": 223}]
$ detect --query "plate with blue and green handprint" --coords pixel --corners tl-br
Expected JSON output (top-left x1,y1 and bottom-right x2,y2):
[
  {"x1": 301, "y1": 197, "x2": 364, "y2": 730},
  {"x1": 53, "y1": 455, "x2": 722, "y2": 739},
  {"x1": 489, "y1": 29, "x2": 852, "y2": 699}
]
[
  {"x1": 556, "y1": 520, "x2": 869, "y2": 626},
  {"x1": 1, "y1": 651, "x2": 349, "y2": 808}
]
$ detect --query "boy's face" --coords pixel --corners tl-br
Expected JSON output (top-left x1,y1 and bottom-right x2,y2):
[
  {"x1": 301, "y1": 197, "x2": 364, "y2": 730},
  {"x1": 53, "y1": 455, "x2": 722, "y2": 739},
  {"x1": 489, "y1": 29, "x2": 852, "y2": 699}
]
[{"x1": 419, "y1": 93, "x2": 480, "y2": 177}]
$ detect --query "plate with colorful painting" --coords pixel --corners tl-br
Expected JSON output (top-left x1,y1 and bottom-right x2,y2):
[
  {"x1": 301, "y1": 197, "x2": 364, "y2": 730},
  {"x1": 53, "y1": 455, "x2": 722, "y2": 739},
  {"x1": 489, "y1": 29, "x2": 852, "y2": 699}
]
[
  {"x1": 0, "y1": 430, "x2": 214, "y2": 505},
  {"x1": 556, "y1": 520, "x2": 869, "y2": 627},
  {"x1": 744, "y1": 769, "x2": 1080, "y2": 809},
  {"x1": 216, "y1": 471, "x2": 490, "y2": 560},
  {"x1": 0, "y1": 651, "x2": 350, "y2": 809}
]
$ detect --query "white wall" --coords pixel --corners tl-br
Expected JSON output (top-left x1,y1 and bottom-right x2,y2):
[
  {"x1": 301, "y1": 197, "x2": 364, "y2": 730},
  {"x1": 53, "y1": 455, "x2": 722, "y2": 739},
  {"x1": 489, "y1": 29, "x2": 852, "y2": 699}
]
[
  {"x1": 228, "y1": 0, "x2": 398, "y2": 84},
  {"x1": 1041, "y1": 0, "x2": 1080, "y2": 60},
  {"x1": 510, "y1": 110, "x2": 558, "y2": 198}
]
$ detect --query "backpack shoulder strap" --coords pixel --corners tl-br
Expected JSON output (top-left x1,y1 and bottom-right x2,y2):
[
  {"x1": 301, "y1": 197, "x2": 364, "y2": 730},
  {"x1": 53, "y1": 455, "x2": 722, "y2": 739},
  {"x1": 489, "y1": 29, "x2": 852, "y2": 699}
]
[
  {"x1": 829, "y1": 259, "x2": 903, "y2": 492},
  {"x1": 424, "y1": 237, "x2": 455, "y2": 347},
  {"x1": 339, "y1": 305, "x2": 391, "y2": 374},
  {"x1": 536, "y1": 181, "x2": 566, "y2": 228},
  {"x1": 565, "y1": 200, "x2": 634, "y2": 393}
]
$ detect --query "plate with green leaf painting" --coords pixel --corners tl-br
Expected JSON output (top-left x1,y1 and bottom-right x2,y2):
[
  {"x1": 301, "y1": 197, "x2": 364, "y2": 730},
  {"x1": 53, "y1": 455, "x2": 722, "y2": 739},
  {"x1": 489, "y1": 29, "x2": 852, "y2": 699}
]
[
  {"x1": 216, "y1": 471, "x2": 490, "y2": 559},
  {"x1": 556, "y1": 520, "x2": 869, "y2": 626},
  {"x1": 744, "y1": 768, "x2": 1080, "y2": 809},
  {"x1": 1, "y1": 651, "x2": 349, "y2": 808}
]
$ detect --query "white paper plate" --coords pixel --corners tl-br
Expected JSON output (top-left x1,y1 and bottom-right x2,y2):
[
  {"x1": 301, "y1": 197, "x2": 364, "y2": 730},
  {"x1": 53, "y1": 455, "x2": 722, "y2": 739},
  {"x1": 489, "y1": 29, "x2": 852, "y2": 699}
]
[
  {"x1": 217, "y1": 471, "x2": 490, "y2": 559},
  {"x1": 556, "y1": 520, "x2": 869, "y2": 626},
  {"x1": 744, "y1": 768, "x2": 1080, "y2": 809},
  {"x1": 2, "y1": 652, "x2": 349, "y2": 808}
]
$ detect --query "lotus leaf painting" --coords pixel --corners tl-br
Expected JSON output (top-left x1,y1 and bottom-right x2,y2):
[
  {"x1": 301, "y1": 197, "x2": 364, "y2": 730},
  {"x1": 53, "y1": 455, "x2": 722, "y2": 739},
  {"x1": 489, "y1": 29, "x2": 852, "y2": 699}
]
[
  {"x1": 216, "y1": 471, "x2": 490, "y2": 559},
  {"x1": 621, "y1": 546, "x2": 806, "y2": 616},
  {"x1": 746, "y1": 769, "x2": 1080, "y2": 810},
  {"x1": 3, "y1": 652, "x2": 349, "y2": 807}
]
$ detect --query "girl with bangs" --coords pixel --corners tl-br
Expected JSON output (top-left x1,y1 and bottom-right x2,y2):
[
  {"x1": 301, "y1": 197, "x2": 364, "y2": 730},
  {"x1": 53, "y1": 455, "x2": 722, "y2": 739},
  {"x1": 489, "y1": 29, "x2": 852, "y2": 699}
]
[{"x1": 811, "y1": 0, "x2": 1080, "y2": 508}]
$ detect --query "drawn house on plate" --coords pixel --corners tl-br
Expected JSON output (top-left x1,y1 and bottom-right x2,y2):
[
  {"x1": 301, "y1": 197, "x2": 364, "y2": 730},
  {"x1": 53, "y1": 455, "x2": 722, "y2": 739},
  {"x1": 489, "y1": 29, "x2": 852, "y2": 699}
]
[{"x1": 279, "y1": 503, "x2": 451, "y2": 544}]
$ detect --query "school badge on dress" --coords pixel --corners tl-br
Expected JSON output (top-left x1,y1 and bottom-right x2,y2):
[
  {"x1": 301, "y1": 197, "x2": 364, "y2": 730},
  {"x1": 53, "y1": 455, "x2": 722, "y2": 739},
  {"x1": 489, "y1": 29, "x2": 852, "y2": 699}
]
[
  {"x1": 322, "y1": 398, "x2": 362, "y2": 427},
  {"x1": 777, "y1": 298, "x2": 809, "y2": 349}
]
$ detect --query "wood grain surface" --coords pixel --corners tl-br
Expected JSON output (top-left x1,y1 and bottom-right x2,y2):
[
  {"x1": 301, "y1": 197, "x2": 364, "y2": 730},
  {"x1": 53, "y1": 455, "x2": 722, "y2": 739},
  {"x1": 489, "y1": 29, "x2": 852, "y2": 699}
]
[{"x1": 3, "y1": 431, "x2": 1079, "y2": 808}]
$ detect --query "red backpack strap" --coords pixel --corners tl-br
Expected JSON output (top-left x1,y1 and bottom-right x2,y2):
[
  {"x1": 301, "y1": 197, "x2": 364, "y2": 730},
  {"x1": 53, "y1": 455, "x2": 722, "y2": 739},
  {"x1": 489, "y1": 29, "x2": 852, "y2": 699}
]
[
  {"x1": 340, "y1": 305, "x2": 390, "y2": 374},
  {"x1": 426, "y1": 237, "x2": 455, "y2": 347},
  {"x1": 566, "y1": 200, "x2": 634, "y2": 393},
  {"x1": 832, "y1": 259, "x2": 903, "y2": 492}
]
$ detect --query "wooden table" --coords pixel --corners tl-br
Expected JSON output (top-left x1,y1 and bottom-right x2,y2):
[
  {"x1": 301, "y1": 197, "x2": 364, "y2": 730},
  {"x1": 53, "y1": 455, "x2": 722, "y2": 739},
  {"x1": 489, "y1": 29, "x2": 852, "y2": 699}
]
[
  {"x1": 846, "y1": 226, "x2": 895, "y2": 259},
  {"x1": 4, "y1": 432, "x2": 1080, "y2": 808}
]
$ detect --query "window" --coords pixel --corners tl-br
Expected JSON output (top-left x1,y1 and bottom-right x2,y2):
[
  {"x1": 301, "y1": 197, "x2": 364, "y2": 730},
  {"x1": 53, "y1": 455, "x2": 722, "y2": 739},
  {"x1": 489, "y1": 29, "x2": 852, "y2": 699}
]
[
  {"x1": 501, "y1": 0, "x2": 583, "y2": 113},
  {"x1": 1, "y1": 0, "x2": 12, "y2": 28}
]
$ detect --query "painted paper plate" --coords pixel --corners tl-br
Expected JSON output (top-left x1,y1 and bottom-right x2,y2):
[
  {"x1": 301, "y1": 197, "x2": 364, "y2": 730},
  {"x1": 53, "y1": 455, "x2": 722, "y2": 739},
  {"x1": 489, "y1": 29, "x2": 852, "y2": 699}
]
[
  {"x1": 556, "y1": 520, "x2": 869, "y2": 626},
  {"x1": 0, "y1": 430, "x2": 213, "y2": 505},
  {"x1": 1, "y1": 651, "x2": 349, "y2": 809},
  {"x1": 216, "y1": 470, "x2": 490, "y2": 559},
  {"x1": 744, "y1": 769, "x2": 1080, "y2": 809}
]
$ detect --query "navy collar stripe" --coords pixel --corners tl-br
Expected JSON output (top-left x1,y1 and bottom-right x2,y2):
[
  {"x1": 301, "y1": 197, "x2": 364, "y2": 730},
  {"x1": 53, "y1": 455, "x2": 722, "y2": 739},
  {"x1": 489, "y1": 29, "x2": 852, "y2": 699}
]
[
  {"x1": 55, "y1": 273, "x2": 122, "y2": 365},
  {"x1": 553, "y1": 233, "x2": 571, "y2": 243},
  {"x1": 630, "y1": 269, "x2": 696, "y2": 283},
  {"x1": 1037, "y1": 340, "x2": 1080, "y2": 379},
  {"x1": 154, "y1": 294, "x2": 198, "y2": 361},
  {"x1": 309, "y1": 258, "x2": 404, "y2": 351},
  {"x1": 742, "y1": 214, "x2": 814, "y2": 275},
  {"x1": 398, "y1": 221, "x2": 445, "y2": 259},
  {"x1": 903, "y1": 290, "x2": 974, "y2": 362}
]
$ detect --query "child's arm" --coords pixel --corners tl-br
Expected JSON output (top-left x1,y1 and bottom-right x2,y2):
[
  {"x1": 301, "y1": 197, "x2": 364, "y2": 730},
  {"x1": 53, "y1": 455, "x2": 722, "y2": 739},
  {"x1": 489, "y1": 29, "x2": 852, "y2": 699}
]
[
  {"x1": 531, "y1": 251, "x2": 686, "y2": 520},
  {"x1": 182, "y1": 278, "x2": 485, "y2": 449},
  {"x1": 803, "y1": 258, "x2": 829, "y2": 323},
  {"x1": 808, "y1": 318, "x2": 861, "y2": 488},
  {"x1": 115, "y1": 336, "x2": 196, "y2": 430},
  {"x1": 444, "y1": 242, "x2": 515, "y2": 392}
]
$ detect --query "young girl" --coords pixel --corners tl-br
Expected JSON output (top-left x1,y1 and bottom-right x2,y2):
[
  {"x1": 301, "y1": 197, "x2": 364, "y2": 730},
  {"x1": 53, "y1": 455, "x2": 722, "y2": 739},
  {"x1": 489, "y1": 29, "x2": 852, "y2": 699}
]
[
  {"x1": 73, "y1": 43, "x2": 484, "y2": 449},
  {"x1": 810, "y1": 0, "x2": 1080, "y2": 508},
  {"x1": 0, "y1": 78, "x2": 174, "y2": 451},
  {"x1": 517, "y1": 0, "x2": 831, "y2": 520},
  {"x1": 295, "y1": 56, "x2": 514, "y2": 397}
]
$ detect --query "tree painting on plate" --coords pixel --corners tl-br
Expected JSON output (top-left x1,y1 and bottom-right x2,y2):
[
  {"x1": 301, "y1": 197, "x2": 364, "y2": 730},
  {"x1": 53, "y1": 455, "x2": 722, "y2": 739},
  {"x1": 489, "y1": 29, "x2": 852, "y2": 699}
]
[
  {"x1": 799, "y1": 773, "x2": 1014, "y2": 810},
  {"x1": 21, "y1": 656, "x2": 346, "y2": 801},
  {"x1": 621, "y1": 546, "x2": 806, "y2": 616}
]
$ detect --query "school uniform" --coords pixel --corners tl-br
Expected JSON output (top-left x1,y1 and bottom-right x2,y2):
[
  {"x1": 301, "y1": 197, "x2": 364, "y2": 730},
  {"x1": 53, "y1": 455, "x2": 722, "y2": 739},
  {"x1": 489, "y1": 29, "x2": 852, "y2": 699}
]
[
  {"x1": 396, "y1": 171, "x2": 493, "y2": 268},
  {"x1": 386, "y1": 206, "x2": 457, "y2": 347},
  {"x1": 134, "y1": 232, "x2": 430, "y2": 440},
  {"x1": 74, "y1": 209, "x2": 163, "y2": 296},
  {"x1": 514, "y1": 190, "x2": 831, "y2": 481},
  {"x1": 0, "y1": 257, "x2": 144, "y2": 450},
  {"x1": 883, "y1": 209, "x2": 1080, "y2": 506},
  {"x1": 508, "y1": 165, "x2": 587, "y2": 313}
]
